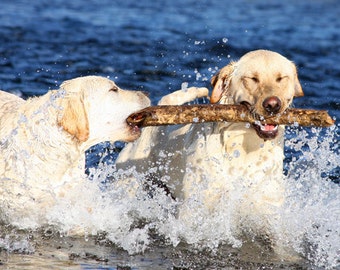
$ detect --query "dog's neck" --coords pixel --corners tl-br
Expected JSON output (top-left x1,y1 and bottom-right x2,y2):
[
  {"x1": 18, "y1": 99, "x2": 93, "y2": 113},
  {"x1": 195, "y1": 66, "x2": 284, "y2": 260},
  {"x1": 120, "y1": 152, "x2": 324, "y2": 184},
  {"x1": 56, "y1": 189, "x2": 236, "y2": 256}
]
[{"x1": 2, "y1": 91, "x2": 87, "y2": 185}]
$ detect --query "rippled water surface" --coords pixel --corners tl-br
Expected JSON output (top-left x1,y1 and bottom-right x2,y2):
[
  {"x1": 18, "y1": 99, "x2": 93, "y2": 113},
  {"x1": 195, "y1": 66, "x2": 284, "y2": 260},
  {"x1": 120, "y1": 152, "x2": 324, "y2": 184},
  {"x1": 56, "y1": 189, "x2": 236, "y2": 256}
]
[{"x1": 0, "y1": 0, "x2": 339, "y2": 269}]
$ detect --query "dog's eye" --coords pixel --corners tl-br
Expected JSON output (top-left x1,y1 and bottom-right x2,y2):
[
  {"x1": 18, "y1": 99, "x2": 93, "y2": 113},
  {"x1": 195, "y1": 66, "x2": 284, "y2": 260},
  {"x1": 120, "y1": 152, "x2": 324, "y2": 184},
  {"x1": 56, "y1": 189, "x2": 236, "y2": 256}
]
[
  {"x1": 242, "y1": 76, "x2": 259, "y2": 83},
  {"x1": 276, "y1": 76, "x2": 287, "y2": 83},
  {"x1": 110, "y1": 86, "x2": 119, "y2": 92},
  {"x1": 242, "y1": 76, "x2": 259, "y2": 88}
]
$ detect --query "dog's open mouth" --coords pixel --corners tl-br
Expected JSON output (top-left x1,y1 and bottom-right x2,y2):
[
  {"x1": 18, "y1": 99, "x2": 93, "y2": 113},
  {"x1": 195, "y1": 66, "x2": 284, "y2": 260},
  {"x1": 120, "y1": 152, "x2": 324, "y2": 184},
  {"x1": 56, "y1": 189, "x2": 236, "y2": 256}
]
[
  {"x1": 126, "y1": 123, "x2": 142, "y2": 142},
  {"x1": 252, "y1": 122, "x2": 278, "y2": 139},
  {"x1": 240, "y1": 101, "x2": 280, "y2": 140},
  {"x1": 127, "y1": 112, "x2": 146, "y2": 137},
  {"x1": 129, "y1": 123, "x2": 141, "y2": 133}
]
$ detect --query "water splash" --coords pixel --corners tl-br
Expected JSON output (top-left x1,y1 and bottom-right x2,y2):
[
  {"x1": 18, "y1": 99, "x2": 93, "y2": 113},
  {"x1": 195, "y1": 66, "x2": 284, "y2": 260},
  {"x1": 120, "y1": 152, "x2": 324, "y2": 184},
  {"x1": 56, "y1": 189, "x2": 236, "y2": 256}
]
[
  {"x1": 279, "y1": 124, "x2": 339, "y2": 268},
  {"x1": 115, "y1": 124, "x2": 338, "y2": 268},
  {"x1": 0, "y1": 124, "x2": 338, "y2": 268}
]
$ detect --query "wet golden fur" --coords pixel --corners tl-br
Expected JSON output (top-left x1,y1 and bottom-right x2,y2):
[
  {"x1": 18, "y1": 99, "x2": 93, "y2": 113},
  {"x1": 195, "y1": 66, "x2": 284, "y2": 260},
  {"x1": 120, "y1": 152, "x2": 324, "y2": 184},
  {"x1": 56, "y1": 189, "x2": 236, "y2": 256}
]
[{"x1": 0, "y1": 76, "x2": 150, "y2": 224}]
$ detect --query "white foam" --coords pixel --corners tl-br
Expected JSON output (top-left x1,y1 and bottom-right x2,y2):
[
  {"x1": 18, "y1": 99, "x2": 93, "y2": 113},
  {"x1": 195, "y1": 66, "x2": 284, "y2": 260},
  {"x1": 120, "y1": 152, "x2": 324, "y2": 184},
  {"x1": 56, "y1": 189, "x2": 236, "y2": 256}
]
[{"x1": 1, "y1": 124, "x2": 339, "y2": 268}]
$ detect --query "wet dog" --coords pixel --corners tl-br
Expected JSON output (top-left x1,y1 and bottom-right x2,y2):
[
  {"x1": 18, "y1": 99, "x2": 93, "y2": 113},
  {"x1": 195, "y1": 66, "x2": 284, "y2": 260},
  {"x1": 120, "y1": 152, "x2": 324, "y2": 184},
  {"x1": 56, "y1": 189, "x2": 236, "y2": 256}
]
[
  {"x1": 116, "y1": 50, "x2": 304, "y2": 253},
  {"x1": 0, "y1": 76, "x2": 150, "y2": 224}
]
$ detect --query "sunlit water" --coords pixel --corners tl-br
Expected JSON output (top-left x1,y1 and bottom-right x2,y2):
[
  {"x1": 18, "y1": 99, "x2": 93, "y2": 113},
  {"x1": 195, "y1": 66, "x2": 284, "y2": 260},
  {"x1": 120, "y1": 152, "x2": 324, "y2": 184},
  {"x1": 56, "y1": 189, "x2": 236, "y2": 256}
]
[{"x1": 1, "y1": 0, "x2": 339, "y2": 269}]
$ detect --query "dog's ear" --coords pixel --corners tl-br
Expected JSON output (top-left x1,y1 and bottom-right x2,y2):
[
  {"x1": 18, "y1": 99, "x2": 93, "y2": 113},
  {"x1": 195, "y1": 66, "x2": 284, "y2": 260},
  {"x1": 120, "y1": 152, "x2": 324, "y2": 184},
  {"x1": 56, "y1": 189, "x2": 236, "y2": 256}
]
[
  {"x1": 210, "y1": 62, "x2": 235, "y2": 103},
  {"x1": 292, "y1": 63, "x2": 304, "y2": 97},
  {"x1": 58, "y1": 81, "x2": 89, "y2": 142}
]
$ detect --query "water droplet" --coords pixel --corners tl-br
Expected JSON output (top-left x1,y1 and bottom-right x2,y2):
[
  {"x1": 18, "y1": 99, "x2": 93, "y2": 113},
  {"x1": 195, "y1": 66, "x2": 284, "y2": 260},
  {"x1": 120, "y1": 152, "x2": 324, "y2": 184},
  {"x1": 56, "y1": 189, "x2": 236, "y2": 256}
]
[
  {"x1": 181, "y1": 82, "x2": 188, "y2": 91},
  {"x1": 233, "y1": 150, "x2": 240, "y2": 158}
]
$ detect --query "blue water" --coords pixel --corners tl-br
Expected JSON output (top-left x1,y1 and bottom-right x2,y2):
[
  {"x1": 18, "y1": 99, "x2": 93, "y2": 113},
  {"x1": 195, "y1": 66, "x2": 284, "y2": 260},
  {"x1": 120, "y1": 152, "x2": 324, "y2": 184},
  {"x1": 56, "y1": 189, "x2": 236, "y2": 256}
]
[
  {"x1": 1, "y1": 0, "x2": 339, "y2": 111},
  {"x1": 0, "y1": 0, "x2": 339, "y2": 269}
]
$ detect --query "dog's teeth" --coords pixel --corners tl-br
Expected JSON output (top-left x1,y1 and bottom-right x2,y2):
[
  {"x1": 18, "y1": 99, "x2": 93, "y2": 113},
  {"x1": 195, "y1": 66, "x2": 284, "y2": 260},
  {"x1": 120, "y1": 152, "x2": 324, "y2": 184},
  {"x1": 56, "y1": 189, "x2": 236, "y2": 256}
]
[{"x1": 260, "y1": 124, "x2": 278, "y2": 132}]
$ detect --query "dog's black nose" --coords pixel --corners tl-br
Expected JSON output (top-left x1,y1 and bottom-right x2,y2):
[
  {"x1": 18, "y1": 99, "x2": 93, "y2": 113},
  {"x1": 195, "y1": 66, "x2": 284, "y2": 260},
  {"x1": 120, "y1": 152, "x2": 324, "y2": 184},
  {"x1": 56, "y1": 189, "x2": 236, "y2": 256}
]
[{"x1": 263, "y1": 96, "x2": 282, "y2": 114}]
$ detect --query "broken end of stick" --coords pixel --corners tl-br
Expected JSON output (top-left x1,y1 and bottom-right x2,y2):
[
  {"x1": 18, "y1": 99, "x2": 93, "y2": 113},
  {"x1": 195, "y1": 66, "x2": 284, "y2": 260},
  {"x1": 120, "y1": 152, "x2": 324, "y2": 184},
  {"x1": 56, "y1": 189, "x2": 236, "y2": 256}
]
[
  {"x1": 304, "y1": 110, "x2": 335, "y2": 127},
  {"x1": 282, "y1": 109, "x2": 335, "y2": 127},
  {"x1": 126, "y1": 111, "x2": 149, "y2": 127},
  {"x1": 324, "y1": 114, "x2": 336, "y2": 127}
]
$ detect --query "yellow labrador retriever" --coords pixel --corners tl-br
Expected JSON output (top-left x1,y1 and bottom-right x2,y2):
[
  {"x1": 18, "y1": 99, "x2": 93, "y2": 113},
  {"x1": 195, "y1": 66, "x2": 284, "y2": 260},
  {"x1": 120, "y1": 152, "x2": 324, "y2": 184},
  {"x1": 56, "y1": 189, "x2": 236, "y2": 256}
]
[
  {"x1": 0, "y1": 76, "x2": 150, "y2": 224},
  {"x1": 116, "y1": 50, "x2": 304, "y2": 246}
]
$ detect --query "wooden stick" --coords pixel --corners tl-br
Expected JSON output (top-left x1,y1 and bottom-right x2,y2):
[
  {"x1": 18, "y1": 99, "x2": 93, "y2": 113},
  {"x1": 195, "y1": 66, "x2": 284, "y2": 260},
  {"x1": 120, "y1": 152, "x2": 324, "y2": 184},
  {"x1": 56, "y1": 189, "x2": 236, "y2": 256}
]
[{"x1": 127, "y1": 104, "x2": 335, "y2": 127}]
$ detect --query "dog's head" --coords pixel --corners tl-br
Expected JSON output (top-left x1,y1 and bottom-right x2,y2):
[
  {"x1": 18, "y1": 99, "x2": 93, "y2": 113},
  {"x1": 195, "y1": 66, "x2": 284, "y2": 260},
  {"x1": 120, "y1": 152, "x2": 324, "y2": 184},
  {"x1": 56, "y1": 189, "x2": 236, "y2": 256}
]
[
  {"x1": 210, "y1": 50, "x2": 304, "y2": 139},
  {"x1": 57, "y1": 76, "x2": 150, "y2": 146}
]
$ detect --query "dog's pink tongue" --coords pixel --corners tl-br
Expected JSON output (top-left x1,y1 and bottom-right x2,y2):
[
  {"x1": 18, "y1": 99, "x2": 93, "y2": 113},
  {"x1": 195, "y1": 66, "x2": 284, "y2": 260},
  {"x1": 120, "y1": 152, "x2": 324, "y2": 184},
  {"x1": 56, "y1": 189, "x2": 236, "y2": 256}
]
[{"x1": 263, "y1": 124, "x2": 276, "y2": 131}]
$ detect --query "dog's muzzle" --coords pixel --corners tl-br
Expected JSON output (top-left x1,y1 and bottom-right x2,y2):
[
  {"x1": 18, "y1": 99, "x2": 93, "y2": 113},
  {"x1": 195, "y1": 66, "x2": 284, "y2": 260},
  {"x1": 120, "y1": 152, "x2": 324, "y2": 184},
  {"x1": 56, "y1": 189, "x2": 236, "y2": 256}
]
[{"x1": 241, "y1": 98, "x2": 282, "y2": 140}]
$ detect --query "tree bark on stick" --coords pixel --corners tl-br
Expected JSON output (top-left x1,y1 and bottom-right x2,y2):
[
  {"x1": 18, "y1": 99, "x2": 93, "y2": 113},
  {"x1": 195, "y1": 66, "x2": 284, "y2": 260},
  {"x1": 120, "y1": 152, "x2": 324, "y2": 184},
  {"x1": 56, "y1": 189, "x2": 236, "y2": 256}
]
[{"x1": 127, "y1": 104, "x2": 335, "y2": 128}]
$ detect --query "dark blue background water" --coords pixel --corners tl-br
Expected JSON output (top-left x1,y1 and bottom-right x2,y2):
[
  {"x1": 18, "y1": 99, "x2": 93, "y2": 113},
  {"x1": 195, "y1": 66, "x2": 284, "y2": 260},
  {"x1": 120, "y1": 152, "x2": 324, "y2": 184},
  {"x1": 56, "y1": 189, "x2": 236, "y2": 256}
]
[
  {"x1": 1, "y1": 0, "x2": 339, "y2": 170},
  {"x1": 1, "y1": 0, "x2": 339, "y2": 111}
]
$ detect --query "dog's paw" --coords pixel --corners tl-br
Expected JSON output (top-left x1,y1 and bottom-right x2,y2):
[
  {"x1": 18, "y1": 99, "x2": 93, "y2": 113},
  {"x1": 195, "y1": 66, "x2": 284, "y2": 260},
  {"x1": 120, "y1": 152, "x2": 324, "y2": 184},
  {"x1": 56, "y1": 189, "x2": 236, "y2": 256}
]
[{"x1": 158, "y1": 87, "x2": 209, "y2": 105}]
